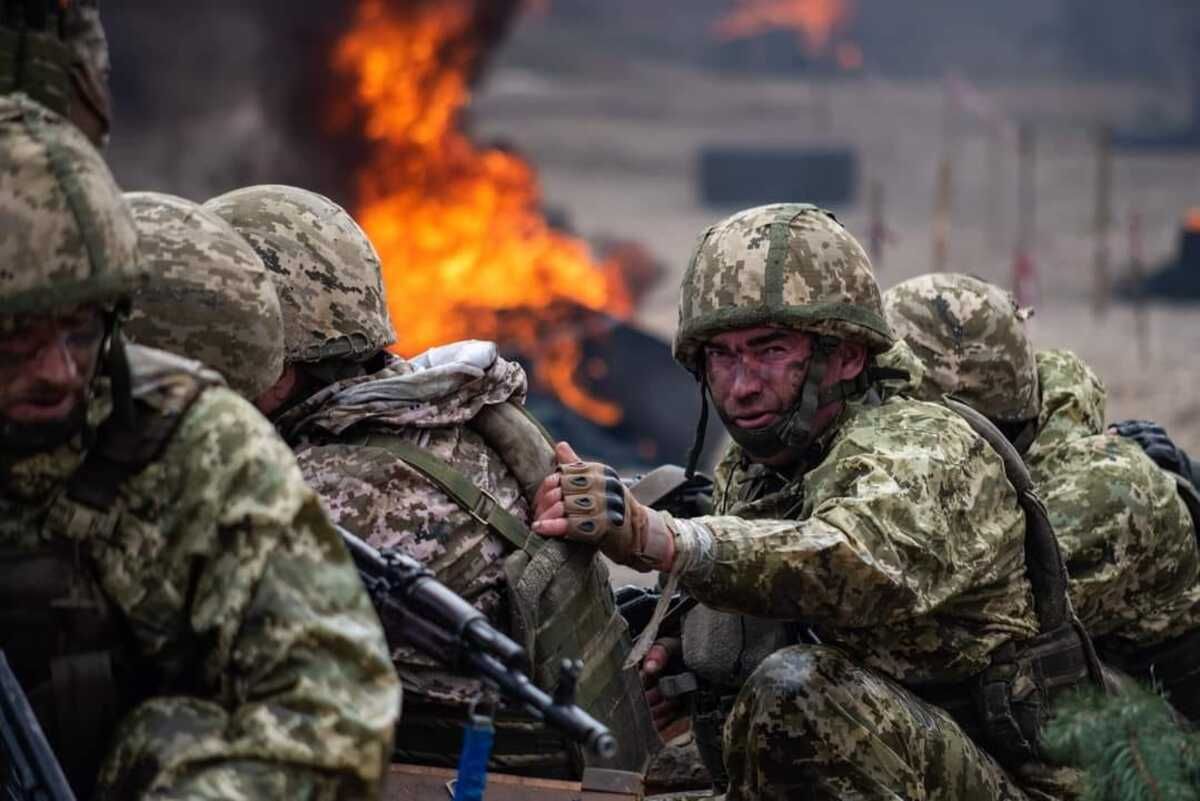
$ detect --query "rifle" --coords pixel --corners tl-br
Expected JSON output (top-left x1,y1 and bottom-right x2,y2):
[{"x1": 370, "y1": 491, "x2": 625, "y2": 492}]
[
  {"x1": 339, "y1": 527, "x2": 617, "y2": 761},
  {"x1": 0, "y1": 650, "x2": 76, "y2": 801}
]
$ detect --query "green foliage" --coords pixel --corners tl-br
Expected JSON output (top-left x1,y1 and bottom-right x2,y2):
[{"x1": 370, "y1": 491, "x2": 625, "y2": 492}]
[{"x1": 1043, "y1": 684, "x2": 1200, "y2": 801}]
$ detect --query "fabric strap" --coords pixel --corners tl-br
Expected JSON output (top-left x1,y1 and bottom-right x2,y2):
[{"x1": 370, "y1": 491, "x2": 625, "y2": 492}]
[{"x1": 364, "y1": 434, "x2": 541, "y2": 557}]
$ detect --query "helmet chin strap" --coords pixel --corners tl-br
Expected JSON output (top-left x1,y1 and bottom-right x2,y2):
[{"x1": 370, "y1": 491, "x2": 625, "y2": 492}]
[
  {"x1": 104, "y1": 301, "x2": 135, "y2": 429},
  {"x1": 684, "y1": 373, "x2": 711, "y2": 479},
  {"x1": 721, "y1": 336, "x2": 870, "y2": 464}
]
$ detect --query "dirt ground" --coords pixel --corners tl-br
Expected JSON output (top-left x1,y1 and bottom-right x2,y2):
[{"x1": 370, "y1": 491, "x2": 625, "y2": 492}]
[{"x1": 473, "y1": 60, "x2": 1200, "y2": 453}]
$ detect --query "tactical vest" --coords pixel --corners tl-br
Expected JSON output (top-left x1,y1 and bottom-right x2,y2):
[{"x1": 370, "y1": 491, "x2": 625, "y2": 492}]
[
  {"x1": 0, "y1": 345, "x2": 216, "y2": 798},
  {"x1": 357, "y1": 401, "x2": 657, "y2": 778},
  {"x1": 672, "y1": 395, "x2": 1105, "y2": 790}
]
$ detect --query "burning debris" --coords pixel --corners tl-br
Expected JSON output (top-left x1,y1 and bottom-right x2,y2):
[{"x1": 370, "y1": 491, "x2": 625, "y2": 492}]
[
  {"x1": 713, "y1": 0, "x2": 860, "y2": 68},
  {"x1": 330, "y1": 0, "x2": 632, "y2": 426}
]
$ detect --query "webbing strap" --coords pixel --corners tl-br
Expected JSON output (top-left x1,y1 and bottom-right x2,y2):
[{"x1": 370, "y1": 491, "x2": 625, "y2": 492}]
[
  {"x1": 364, "y1": 435, "x2": 540, "y2": 557},
  {"x1": 943, "y1": 398, "x2": 1070, "y2": 633}
]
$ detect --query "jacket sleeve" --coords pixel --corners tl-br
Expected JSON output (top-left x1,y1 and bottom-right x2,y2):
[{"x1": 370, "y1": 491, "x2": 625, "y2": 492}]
[
  {"x1": 673, "y1": 403, "x2": 1028, "y2": 628},
  {"x1": 94, "y1": 388, "x2": 400, "y2": 801}
]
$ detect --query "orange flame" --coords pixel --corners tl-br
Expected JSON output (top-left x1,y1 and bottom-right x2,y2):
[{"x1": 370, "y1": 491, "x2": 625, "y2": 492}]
[
  {"x1": 714, "y1": 0, "x2": 856, "y2": 58},
  {"x1": 332, "y1": 0, "x2": 629, "y2": 425}
]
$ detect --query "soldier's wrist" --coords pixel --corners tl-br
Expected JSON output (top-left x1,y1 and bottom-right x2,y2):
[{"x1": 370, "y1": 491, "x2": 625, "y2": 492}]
[
  {"x1": 661, "y1": 514, "x2": 715, "y2": 584},
  {"x1": 626, "y1": 508, "x2": 675, "y2": 573}
]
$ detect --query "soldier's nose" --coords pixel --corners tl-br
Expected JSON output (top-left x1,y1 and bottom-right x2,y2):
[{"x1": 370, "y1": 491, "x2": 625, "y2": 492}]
[{"x1": 28, "y1": 338, "x2": 81, "y2": 387}]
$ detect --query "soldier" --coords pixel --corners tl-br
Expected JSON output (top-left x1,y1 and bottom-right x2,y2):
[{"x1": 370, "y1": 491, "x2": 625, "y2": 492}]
[
  {"x1": 201, "y1": 185, "x2": 654, "y2": 779},
  {"x1": 0, "y1": 94, "x2": 399, "y2": 799},
  {"x1": 882, "y1": 272, "x2": 1200, "y2": 719},
  {"x1": 120, "y1": 191, "x2": 284, "y2": 400},
  {"x1": 0, "y1": 0, "x2": 111, "y2": 145},
  {"x1": 533, "y1": 204, "x2": 1102, "y2": 800}
]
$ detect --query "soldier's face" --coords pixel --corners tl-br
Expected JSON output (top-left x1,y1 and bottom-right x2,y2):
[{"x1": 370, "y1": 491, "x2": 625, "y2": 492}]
[
  {"x1": 704, "y1": 327, "x2": 815, "y2": 431},
  {"x1": 0, "y1": 306, "x2": 104, "y2": 448},
  {"x1": 704, "y1": 326, "x2": 867, "y2": 465}
]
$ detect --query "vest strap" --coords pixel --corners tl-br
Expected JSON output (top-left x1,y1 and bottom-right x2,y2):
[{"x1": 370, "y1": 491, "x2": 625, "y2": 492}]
[{"x1": 363, "y1": 434, "x2": 541, "y2": 557}]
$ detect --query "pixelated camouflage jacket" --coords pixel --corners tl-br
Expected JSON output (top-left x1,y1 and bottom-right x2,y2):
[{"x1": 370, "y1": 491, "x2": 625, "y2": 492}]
[
  {"x1": 879, "y1": 344, "x2": 1200, "y2": 651},
  {"x1": 1025, "y1": 352, "x2": 1200, "y2": 650},
  {"x1": 0, "y1": 347, "x2": 399, "y2": 801},
  {"x1": 1025, "y1": 349, "x2": 1107, "y2": 463},
  {"x1": 274, "y1": 342, "x2": 530, "y2": 709},
  {"x1": 673, "y1": 394, "x2": 1038, "y2": 685}
]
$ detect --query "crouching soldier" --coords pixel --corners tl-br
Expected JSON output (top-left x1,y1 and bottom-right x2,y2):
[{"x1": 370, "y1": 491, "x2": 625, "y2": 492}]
[
  {"x1": 124, "y1": 184, "x2": 657, "y2": 796},
  {"x1": 534, "y1": 204, "x2": 1105, "y2": 800},
  {"x1": 0, "y1": 95, "x2": 398, "y2": 800}
]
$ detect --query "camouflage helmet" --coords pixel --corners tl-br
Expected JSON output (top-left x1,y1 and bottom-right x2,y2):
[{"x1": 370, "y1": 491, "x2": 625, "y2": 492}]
[
  {"x1": 0, "y1": 0, "x2": 110, "y2": 146},
  {"x1": 63, "y1": 0, "x2": 112, "y2": 145},
  {"x1": 673, "y1": 203, "x2": 893, "y2": 374},
  {"x1": 123, "y1": 191, "x2": 284, "y2": 399},
  {"x1": 203, "y1": 184, "x2": 394, "y2": 364},
  {"x1": 0, "y1": 92, "x2": 140, "y2": 318},
  {"x1": 883, "y1": 272, "x2": 1039, "y2": 423}
]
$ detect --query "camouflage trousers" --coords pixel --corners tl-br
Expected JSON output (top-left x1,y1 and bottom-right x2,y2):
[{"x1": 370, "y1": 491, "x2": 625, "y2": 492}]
[{"x1": 722, "y1": 645, "x2": 1070, "y2": 801}]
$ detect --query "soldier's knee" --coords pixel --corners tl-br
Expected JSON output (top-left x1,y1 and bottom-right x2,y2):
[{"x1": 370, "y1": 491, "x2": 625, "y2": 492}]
[{"x1": 740, "y1": 644, "x2": 864, "y2": 725}]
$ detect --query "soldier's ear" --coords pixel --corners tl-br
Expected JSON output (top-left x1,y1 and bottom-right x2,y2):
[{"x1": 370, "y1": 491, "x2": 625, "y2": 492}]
[
  {"x1": 254, "y1": 364, "x2": 299, "y2": 415},
  {"x1": 834, "y1": 341, "x2": 868, "y2": 381}
]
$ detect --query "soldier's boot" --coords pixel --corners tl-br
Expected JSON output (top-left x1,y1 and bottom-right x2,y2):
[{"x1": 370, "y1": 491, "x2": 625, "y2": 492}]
[{"x1": 721, "y1": 645, "x2": 1031, "y2": 801}]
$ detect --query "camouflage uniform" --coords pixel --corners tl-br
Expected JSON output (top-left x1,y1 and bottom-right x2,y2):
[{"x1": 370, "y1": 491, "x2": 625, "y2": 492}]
[
  {"x1": 882, "y1": 273, "x2": 1200, "y2": 653},
  {"x1": 1025, "y1": 350, "x2": 1106, "y2": 462},
  {"x1": 659, "y1": 206, "x2": 1081, "y2": 800},
  {"x1": 272, "y1": 343, "x2": 547, "y2": 767},
  {"x1": 204, "y1": 188, "x2": 524, "y2": 733},
  {"x1": 123, "y1": 191, "x2": 284, "y2": 399},
  {"x1": 205, "y1": 185, "x2": 654, "y2": 777},
  {"x1": 0, "y1": 94, "x2": 398, "y2": 800}
]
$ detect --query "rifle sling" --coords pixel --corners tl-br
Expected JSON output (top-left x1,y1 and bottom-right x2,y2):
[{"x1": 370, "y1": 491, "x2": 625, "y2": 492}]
[{"x1": 362, "y1": 434, "x2": 541, "y2": 557}]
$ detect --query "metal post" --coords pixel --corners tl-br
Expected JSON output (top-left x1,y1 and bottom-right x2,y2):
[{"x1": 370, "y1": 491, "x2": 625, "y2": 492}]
[
  {"x1": 868, "y1": 178, "x2": 885, "y2": 268},
  {"x1": 1092, "y1": 126, "x2": 1113, "y2": 317},
  {"x1": 1129, "y1": 210, "x2": 1149, "y2": 364},
  {"x1": 1013, "y1": 123, "x2": 1037, "y2": 307}
]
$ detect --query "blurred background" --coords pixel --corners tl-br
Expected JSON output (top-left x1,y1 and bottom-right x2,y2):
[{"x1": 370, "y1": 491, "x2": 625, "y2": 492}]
[{"x1": 102, "y1": 0, "x2": 1200, "y2": 465}]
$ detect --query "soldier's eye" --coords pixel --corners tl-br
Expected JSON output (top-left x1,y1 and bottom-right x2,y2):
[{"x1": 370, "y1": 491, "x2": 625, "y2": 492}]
[{"x1": 63, "y1": 313, "x2": 103, "y2": 347}]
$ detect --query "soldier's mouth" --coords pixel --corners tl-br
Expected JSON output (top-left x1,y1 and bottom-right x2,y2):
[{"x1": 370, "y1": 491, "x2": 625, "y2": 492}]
[
  {"x1": 734, "y1": 412, "x2": 779, "y2": 429},
  {"x1": 7, "y1": 394, "x2": 77, "y2": 423}
]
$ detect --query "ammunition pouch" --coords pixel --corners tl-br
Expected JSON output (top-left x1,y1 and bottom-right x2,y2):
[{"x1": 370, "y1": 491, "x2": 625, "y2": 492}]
[{"x1": 911, "y1": 623, "x2": 1096, "y2": 768}]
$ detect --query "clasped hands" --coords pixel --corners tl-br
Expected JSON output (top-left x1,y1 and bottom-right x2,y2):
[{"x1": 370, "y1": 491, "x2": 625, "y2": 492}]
[{"x1": 532, "y1": 442, "x2": 676, "y2": 573}]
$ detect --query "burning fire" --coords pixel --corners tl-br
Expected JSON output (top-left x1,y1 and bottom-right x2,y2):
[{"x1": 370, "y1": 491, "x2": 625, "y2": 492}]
[
  {"x1": 332, "y1": 0, "x2": 629, "y2": 425},
  {"x1": 714, "y1": 0, "x2": 857, "y2": 60}
]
